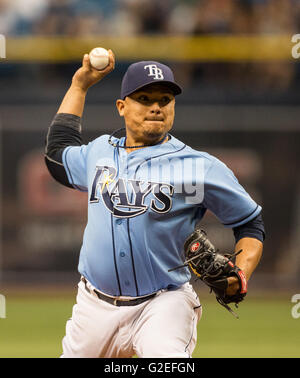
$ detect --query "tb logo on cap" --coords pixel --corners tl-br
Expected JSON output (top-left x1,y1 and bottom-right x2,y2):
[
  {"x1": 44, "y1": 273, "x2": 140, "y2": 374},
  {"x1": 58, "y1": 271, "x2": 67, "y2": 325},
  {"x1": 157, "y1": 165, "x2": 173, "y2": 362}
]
[{"x1": 144, "y1": 64, "x2": 164, "y2": 80}]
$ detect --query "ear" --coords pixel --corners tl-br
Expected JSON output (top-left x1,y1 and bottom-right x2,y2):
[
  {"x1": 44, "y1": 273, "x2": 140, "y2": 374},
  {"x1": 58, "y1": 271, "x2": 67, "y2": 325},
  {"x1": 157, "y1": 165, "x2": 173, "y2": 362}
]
[{"x1": 116, "y1": 99, "x2": 125, "y2": 117}]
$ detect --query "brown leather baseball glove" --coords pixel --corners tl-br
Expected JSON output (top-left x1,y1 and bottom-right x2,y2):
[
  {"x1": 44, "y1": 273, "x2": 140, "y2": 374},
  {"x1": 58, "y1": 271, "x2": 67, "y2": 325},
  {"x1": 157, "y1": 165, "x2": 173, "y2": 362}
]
[{"x1": 169, "y1": 229, "x2": 247, "y2": 318}]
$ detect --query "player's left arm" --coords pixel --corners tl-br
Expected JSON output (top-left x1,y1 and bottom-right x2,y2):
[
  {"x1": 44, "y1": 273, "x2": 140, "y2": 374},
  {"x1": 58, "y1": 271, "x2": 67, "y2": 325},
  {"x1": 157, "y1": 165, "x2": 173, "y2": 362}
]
[
  {"x1": 235, "y1": 237, "x2": 263, "y2": 281},
  {"x1": 202, "y1": 157, "x2": 266, "y2": 296},
  {"x1": 226, "y1": 213, "x2": 265, "y2": 295},
  {"x1": 226, "y1": 237, "x2": 263, "y2": 295}
]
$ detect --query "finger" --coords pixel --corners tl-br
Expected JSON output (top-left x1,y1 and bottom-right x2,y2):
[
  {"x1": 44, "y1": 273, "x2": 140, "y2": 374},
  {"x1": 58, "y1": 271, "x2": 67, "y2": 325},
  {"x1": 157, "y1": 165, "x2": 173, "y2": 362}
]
[
  {"x1": 226, "y1": 277, "x2": 239, "y2": 295},
  {"x1": 227, "y1": 276, "x2": 236, "y2": 285},
  {"x1": 97, "y1": 50, "x2": 115, "y2": 76},
  {"x1": 109, "y1": 50, "x2": 115, "y2": 67},
  {"x1": 107, "y1": 49, "x2": 115, "y2": 71},
  {"x1": 82, "y1": 53, "x2": 91, "y2": 70}
]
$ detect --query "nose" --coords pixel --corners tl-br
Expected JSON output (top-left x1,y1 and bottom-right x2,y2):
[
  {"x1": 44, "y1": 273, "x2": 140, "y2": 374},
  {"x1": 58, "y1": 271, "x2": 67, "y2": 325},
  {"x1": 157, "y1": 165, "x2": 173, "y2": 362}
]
[{"x1": 150, "y1": 101, "x2": 161, "y2": 113}]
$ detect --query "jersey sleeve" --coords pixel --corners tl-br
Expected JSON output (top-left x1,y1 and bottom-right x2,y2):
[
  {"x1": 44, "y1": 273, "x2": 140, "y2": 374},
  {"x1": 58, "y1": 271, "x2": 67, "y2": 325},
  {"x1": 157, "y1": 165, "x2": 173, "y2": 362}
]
[
  {"x1": 203, "y1": 157, "x2": 261, "y2": 228},
  {"x1": 62, "y1": 144, "x2": 89, "y2": 192}
]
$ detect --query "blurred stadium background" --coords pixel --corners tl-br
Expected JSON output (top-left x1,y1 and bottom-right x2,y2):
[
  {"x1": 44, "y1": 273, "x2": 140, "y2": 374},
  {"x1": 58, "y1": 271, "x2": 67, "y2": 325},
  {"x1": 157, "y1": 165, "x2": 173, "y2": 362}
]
[{"x1": 0, "y1": 0, "x2": 300, "y2": 358}]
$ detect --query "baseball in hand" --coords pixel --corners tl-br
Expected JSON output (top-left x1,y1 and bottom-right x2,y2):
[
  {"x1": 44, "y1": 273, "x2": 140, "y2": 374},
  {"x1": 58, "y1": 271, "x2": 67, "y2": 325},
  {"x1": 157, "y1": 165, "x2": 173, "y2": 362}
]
[{"x1": 89, "y1": 47, "x2": 109, "y2": 70}]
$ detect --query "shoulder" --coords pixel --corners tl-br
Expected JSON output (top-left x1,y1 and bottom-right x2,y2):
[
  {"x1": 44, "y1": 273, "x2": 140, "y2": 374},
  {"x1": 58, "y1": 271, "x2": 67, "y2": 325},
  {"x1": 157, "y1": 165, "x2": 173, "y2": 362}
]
[
  {"x1": 82, "y1": 134, "x2": 111, "y2": 153},
  {"x1": 64, "y1": 134, "x2": 111, "y2": 160},
  {"x1": 171, "y1": 137, "x2": 224, "y2": 170},
  {"x1": 173, "y1": 139, "x2": 237, "y2": 181}
]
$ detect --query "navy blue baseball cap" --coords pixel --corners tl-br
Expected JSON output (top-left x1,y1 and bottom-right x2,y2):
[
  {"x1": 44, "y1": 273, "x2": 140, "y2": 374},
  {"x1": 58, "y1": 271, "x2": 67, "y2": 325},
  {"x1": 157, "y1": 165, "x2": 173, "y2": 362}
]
[{"x1": 120, "y1": 61, "x2": 182, "y2": 99}]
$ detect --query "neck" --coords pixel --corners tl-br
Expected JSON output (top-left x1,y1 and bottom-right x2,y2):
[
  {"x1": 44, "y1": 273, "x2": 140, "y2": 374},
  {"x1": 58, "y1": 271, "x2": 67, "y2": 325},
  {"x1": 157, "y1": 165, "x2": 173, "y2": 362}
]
[{"x1": 125, "y1": 133, "x2": 169, "y2": 153}]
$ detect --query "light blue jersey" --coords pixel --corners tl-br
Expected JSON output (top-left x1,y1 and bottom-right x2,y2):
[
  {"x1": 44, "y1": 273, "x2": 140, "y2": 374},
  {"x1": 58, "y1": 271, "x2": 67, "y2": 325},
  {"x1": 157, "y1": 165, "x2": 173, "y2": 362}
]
[{"x1": 62, "y1": 135, "x2": 261, "y2": 297}]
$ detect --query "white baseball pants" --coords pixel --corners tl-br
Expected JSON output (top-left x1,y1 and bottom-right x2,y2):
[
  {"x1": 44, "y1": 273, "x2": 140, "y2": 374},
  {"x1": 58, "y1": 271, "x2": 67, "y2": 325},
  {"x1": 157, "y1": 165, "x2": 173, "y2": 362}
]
[{"x1": 61, "y1": 279, "x2": 202, "y2": 358}]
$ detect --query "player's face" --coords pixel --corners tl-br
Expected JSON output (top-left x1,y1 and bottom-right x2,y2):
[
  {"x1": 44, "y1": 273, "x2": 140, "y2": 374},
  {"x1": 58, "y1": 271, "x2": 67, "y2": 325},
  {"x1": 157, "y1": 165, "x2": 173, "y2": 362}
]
[{"x1": 116, "y1": 84, "x2": 175, "y2": 144}]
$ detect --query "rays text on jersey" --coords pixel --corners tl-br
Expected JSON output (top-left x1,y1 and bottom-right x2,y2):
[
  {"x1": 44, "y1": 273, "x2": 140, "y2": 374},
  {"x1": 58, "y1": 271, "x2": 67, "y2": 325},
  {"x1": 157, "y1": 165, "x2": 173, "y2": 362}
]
[{"x1": 89, "y1": 165, "x2": 174, "y2": 218}]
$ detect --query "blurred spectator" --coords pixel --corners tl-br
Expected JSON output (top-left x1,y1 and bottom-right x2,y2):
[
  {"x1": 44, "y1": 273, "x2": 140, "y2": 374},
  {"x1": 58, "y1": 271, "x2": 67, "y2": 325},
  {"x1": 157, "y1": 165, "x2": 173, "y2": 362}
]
[
  {"x1": 167, "y1": 1, "x2": 198, "y2": 34},
  {"x1": 0, "y1": 0, "x2": 297, "y2": 91},
  {"x1": 70, "y1": 0, "x2": 117, "y2": 36},
  {"x1": 0, "y1": 0, "x2": 48, "y2": 35},
  {"x1": 187, "y1": 0, "x2": 296, "y2": 91},
  {"x1": 250, "y1": 0, "x2": 295, "y2": 91},
  {"x1": 192, "y1": 0, "x2": 235, "y2": 34},
  {"x1": 124, "y1": 0, "x2": 172, "y2": 34},
  {"x1": 230, "y1": 1, "x2": 255, "y2": 33},
  {"x1": 2, "y1": 0, "x2": 299, "y2": 38},
  {"x1": 253, "y1": 0, "x2": 295, "y2": 34},
  {"x1": 33, "y1": 0, "x2": 76, "y2": 36},
  {"x1": 108, "y1": 0, "x2": 142, "y2": 36},
  {"x1": 0, "y1": 0, "x2": 18, "y2": 35}
]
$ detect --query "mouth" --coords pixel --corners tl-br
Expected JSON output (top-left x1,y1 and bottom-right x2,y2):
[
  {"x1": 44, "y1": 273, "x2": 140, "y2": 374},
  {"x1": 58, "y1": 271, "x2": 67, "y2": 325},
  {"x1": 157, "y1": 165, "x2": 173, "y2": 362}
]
[{"x1": 145, "y1": 118, "x2": 164, "y2": 122}]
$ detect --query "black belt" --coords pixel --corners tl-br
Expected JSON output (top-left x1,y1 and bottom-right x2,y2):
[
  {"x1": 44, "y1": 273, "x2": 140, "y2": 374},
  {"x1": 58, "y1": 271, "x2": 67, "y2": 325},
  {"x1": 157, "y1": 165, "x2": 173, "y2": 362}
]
[{"x1": 81, "y1": 277, "x2": 156, "y2": 307}]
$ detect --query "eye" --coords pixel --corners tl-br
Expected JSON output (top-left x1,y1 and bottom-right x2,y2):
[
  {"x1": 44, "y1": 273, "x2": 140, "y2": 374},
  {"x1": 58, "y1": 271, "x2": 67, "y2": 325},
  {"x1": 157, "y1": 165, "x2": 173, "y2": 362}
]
[
  {"x1": 138, "y1": 95, "x2": 149, "y2": 102},
  {"x1": 160, "y1": 96, "x2": 171, "y2": 105}
]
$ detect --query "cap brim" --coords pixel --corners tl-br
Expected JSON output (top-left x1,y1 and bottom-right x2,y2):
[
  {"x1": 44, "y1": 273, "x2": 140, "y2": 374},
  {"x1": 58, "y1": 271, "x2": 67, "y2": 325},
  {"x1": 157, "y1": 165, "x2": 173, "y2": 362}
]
[{"x1": 122, "y1": 81, "x2": 182, "y2": 99}]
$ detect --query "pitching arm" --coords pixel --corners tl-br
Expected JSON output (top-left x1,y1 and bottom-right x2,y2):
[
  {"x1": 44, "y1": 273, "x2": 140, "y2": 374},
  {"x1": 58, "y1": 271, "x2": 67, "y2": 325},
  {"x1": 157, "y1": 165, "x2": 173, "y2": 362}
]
[
  {"x1": 57, "y1": 51, "x2": 115, "y2": 117},
  {"x1": 45, "y1": 113, "x2": 82, "y2": 188},
  {"x1": 45, "y1": 51, "x2": 115, "y2": 188}
]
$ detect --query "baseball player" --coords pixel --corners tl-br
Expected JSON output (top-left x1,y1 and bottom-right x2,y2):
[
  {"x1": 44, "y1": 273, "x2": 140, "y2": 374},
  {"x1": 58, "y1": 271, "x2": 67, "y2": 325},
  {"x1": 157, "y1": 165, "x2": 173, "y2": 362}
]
[{"x1": 45, "y1": 50, "x2": 265, "y2": 358}]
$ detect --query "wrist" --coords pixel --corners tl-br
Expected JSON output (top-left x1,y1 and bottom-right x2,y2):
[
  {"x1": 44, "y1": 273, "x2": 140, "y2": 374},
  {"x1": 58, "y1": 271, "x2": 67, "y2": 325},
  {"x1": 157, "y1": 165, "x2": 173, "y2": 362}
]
[
  {"x1": 235, "y1": 263, "x2": 251, "y2": 281},
  {"x1": 70, "y1": 82, "x2": 89, "y2": 95}
]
